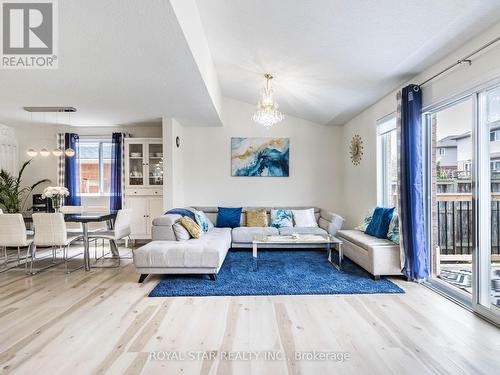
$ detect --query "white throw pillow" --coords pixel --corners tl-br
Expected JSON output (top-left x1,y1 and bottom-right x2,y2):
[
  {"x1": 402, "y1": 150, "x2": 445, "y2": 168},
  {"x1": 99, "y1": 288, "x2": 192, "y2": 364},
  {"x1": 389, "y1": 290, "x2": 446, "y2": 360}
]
[
  {"x1": 292, "y1": 208, "x2": 318, "y2": 228},
  {"x1": 173, "y1": 221, "x2": 191, "y2": 241}
]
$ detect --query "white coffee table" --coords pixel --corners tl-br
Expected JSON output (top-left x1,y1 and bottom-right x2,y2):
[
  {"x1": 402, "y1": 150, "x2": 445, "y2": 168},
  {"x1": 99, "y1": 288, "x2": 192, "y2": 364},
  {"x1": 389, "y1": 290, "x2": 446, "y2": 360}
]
[{"x1": 252, "y1": 234, "x2": 343, "y2": 271}]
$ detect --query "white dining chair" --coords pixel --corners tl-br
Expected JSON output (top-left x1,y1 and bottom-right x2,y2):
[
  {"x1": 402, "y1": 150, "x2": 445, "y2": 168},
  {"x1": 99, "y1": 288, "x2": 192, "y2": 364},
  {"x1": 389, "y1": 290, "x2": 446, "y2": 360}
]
[
  {"x1": 30, "y1": 213, "x2": 82, "y2": 274},
  {"x1": 60, "y1": 205, "x2": 84, "y2": 233},
  {"x1": 88, "y1": 209, "x2": 132, "y2": 267},
  {"x1": 60, "y1": 205, "x2": 104, "y2": 258},
  {"x1": 85, "y1": 206, "x2": 109, "y2": 232},
  {"x1": 0, "y1": 214, "x2": 33, "y2": 269}
]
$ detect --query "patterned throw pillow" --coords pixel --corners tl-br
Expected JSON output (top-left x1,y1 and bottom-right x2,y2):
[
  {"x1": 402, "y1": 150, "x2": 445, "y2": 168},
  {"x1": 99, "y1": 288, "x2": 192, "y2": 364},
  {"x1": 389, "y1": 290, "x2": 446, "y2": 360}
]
[
  {"x1": 194, "y1": 210, "x2": 209, "y2": 232},
  {"x1": 355, "y1": 209, "x2": 375, "y2": 232},
  {"x1": 387, "y1": 212, "x2": 400, "y2": 244},
  {"x1": 179, "y1": 217, "x2": 203, "y2": 239},
  {"x1": 245, "y1": 209, "x2": 268, "y2": 227},
  {"x1": 271, "y1": 209, "x2": 293, "y2": 228}
]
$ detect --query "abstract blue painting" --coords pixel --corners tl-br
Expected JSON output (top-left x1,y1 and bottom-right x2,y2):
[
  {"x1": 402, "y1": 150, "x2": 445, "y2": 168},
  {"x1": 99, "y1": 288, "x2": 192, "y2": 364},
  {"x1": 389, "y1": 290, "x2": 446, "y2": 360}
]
[{"x1": 231, "y1": 137, "x2": 289, "y2": 177}]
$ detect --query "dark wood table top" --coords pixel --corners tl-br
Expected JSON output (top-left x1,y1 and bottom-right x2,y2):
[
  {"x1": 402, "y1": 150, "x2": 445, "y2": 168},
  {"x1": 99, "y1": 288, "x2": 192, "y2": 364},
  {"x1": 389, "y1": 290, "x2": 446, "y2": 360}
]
[{"x1": 22, "y1": 211, "x2": 117, "y2": 223}]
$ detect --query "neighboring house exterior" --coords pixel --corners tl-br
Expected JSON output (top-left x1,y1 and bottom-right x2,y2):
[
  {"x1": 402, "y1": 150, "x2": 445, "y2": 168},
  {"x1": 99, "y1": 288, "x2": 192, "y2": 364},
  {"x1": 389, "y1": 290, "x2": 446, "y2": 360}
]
[
  {"x1": 437, "y1": 135, "x2": 458, "y2": 172},
  {"x1": 453, "y1": 123, "x2": 500, "y2": 174},
  {"x1": 437, "y1": 122, "x2": 500, "y2": 193},
  {"x1": 454, "y1": 132, "x2": 472, "y2": 174}
]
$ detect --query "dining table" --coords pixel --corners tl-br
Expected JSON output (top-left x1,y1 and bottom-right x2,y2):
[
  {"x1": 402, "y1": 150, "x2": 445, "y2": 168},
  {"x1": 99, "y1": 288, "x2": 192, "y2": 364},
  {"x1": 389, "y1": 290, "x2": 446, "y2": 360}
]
[{"x1": 23, "y1": 211, "x2": 118, "y2": 271}]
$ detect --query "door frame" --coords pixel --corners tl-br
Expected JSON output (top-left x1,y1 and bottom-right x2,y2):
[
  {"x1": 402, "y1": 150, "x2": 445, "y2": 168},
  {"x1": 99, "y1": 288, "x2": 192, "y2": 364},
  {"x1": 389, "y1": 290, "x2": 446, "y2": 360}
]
[
  {"x1": 422, "y1": 81, "x2": 500, "y2": 326},
  {"x1": 422, "y1": 95, "x2": 475, "y2": 308}
]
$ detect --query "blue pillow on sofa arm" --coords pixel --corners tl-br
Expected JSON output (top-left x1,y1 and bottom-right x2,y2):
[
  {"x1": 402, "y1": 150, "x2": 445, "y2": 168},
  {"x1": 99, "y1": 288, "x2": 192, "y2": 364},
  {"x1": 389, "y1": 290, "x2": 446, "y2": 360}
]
[
  {"x1": 216, "y1": 207, "x2": 242, "y2": 228},
  {"x1": 365, "y1": 207, "x2": 394, "y2": 239},
  {"x1": 165, "y1": 208, "x2": 196, "y2": 221}
]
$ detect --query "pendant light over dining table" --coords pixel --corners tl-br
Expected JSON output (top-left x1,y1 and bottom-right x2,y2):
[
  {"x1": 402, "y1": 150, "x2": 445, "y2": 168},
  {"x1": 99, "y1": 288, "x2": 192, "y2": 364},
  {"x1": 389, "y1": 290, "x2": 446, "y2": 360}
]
[
  {"x1": 252, "y1": 73, "x2": 284, "y2": 127},
  {"x1": 23, "y1": 107, "x2": 77, "y2": 158}
]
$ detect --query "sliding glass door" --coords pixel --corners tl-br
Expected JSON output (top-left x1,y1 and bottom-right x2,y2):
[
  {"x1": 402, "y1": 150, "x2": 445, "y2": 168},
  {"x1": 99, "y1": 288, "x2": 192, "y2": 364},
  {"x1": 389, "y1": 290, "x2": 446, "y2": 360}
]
[
  {"x1": 426, "y1": 98, "x2": 474, "y2": 304},
  {"x1": 425, "y1": 84, "x2": 500, "y2": 324},
  {"x1": 476, "y1": 86, "x2": 500, "y2": 320}
]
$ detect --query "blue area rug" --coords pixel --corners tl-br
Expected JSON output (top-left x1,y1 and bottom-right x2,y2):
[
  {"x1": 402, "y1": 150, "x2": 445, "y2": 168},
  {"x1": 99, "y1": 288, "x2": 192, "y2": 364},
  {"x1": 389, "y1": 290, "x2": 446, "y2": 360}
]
[{"x1": 148, "y1": 250, "x2": 404, "y2": 297}]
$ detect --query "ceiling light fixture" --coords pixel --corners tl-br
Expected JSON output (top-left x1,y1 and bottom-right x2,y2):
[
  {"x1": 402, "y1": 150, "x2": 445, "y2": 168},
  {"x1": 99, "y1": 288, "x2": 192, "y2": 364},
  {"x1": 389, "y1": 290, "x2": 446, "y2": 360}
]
[
  {"x1": 65, "y1": 148, "x2": 75, "y2": 157},
  {"x1": 64, "y1": 111, "x2": 76, "y2": 158},
  {"x1": 27, "y1": 148, "x2": 38, "y2": 157},
  {"x1": 52, "y1": 148, "x2": 63, "y2": 157},
  {"x1": 23, "y1": 108, "x2": 78, "y2": 158},
  {"x1": 252, "y1": 73, "x2": 284, "y2": 127},
  {"x1": 23, "y1": 106, "x2": 77, "y2": 113}
]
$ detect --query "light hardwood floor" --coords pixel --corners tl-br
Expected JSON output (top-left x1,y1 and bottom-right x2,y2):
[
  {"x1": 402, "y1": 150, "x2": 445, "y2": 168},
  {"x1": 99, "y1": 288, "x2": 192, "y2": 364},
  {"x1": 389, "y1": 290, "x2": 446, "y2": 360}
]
[{"x1": 0, "y1": 247, "x2": 499, "y2": 375}]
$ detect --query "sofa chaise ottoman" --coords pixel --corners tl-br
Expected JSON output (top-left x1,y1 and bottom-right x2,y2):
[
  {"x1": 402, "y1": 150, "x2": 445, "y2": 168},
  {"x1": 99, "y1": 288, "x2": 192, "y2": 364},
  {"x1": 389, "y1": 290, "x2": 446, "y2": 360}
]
[
  {"x1": 133, "y1": 206, "x2": 345, "y2": 282},
  {"x1": 133, "y1": 223, "x2": 232, "y2": 282},
  {"x1": 336, "y1": 229, "x2": 401, "y2": 279}
]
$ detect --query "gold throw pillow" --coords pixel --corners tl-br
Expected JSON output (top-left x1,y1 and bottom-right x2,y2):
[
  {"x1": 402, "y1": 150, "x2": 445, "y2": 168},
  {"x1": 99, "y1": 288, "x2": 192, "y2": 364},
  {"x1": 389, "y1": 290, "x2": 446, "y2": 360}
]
[
  {"x1": 246, "y1": 209, "x2": 268, "y2": 227},
  {"x1": 179, "y1": 217, "x2": 203, "y2": 239}
]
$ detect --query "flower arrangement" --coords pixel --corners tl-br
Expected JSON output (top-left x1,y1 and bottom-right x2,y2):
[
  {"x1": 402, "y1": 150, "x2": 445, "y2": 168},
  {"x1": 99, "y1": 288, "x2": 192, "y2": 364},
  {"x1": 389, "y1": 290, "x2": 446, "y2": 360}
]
[{"x1": 42, "y1": 186, "x2": 69, "y2": 212}]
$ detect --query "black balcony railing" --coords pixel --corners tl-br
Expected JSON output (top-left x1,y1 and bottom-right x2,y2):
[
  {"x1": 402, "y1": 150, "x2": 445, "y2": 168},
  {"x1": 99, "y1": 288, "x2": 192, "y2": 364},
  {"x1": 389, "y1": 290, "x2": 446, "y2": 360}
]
[{"x1": 436, "y1": 193, "x2": 500, "y2": 257}]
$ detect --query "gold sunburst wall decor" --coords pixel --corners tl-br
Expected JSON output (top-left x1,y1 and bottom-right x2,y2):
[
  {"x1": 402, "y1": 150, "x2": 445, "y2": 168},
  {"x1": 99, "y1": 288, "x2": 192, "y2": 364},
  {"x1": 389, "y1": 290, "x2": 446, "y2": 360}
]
[{"x1": 350, "y1": 134, "x2": 364, "y2": 165}]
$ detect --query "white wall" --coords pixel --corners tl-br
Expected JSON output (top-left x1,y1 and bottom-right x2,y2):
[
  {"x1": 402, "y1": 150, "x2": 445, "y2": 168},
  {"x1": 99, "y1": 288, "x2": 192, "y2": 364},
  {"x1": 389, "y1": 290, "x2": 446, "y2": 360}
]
[
  {"x1": 162, "y1": 117, "x2": 185, "y2": 210},
  {"x1": 341, "y1": 95, "x2": 395, "y2": 227},
  {"x1": 177, "y1": 98, "x2": 343, "y2": 211},
  {"x1": 341, "y1": 22, "x2": 500, "y2": 228},
  {"x1": 13, "y1": 123, "x2": 162, "y2": 209},
  {"x1": 171, "y1": 118, "x2": 185, "y2": 207},
  {"x1": 0, "y1": 123, "x2": 18, "y2": 175}
]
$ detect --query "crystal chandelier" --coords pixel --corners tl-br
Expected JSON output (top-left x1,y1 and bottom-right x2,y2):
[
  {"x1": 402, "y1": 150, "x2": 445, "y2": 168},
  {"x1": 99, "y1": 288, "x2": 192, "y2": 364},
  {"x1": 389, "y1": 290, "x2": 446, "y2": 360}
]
[{"x1": 252, "y1": 73, "x2": 284, "y2": 127}]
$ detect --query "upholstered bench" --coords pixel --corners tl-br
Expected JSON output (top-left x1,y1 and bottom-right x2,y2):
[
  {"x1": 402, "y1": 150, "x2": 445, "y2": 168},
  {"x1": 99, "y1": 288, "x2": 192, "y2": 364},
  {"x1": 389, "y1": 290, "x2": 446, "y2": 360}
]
[
  {"x1": 336, "y1": 229, "x2": 401, "y2": 279},
  {"x1": 133, "y1": 227, "x2": 232, "y2": 283}
]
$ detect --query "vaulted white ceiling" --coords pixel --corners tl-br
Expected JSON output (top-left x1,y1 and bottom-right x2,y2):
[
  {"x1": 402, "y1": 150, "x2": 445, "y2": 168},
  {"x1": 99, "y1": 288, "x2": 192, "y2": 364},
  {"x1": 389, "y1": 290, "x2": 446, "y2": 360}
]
[
  {"x1": 196, "y1": 0, "x2": 500, "y2": 125},
  {"x1": 1, "y1": 1, "x2": 500, "y2": 128}
]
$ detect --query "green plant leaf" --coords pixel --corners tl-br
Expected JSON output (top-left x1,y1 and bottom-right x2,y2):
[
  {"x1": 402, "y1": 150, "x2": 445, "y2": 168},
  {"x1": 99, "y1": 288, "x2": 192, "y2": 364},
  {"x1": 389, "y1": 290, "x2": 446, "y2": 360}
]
[{"x1": 0, "y1": 162, "x2": 50, "y2": 213}]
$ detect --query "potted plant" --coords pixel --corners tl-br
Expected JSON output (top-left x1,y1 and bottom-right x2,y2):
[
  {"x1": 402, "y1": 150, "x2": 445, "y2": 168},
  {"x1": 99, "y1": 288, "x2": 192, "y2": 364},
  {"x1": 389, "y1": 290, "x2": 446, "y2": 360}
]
[
  {"x1": 41, "y1": 186, "x2": 69, "y2": 212},
  {"x1": 0, "y1": 160, "x2": 50, "y2": 213}
]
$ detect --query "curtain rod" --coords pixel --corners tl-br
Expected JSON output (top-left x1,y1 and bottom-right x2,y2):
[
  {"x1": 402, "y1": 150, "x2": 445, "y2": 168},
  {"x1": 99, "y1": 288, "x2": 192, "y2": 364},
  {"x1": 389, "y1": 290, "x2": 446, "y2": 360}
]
[
  {"x1": 77, "y1": 132, "x2": 131, "y2": 138},
  {"x1": 418, "y1": 35, "x2": 500, "y2": 87}
]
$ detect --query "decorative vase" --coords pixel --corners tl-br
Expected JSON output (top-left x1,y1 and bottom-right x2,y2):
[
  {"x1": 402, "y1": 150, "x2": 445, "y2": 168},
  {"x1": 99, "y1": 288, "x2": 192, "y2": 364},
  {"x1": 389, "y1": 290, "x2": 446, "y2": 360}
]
[{"x1": 51, "y1": 195, "x2": 63, "y2": 213}]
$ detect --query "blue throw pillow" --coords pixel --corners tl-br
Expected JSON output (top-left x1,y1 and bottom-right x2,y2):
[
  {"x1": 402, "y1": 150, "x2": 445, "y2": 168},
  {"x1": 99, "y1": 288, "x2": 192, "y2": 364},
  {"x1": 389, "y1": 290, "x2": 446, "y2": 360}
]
[
  {"x1": 216, "y1": 207, "x2": 242, "y2": 228},
  {"x1": 365, "y1": 207, "x2": 394, "y2": 239},
  {"x1": 165, "y1": 208, "x2": 196, "y2": 221}
]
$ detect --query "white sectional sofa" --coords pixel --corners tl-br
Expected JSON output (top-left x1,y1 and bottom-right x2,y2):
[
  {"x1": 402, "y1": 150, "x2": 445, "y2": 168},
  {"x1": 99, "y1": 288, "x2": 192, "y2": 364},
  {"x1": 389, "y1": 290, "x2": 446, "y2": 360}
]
[{"x1": 133, "y1": 207, "x2": 345, "y2": 282}]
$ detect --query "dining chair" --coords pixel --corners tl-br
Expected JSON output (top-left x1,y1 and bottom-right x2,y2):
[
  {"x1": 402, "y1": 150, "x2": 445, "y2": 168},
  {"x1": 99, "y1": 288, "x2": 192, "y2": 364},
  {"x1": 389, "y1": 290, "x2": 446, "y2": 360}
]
[
  {"x1": 88, "y1": 208, "x2": 132, "y2": 267},
  {"x1": 86, "y1": 206, "x2": 109, "y2": 232},
  {"x1": 0, "y1": 214, "x2": 33, "y2": 269},
  {"x1": 30, "y1": 213, "x2": 82, "y2": 274},
  {"x1": 84, "y1": 206, "x2": 110, "y2": 253},
  {"x1": 60, "y1": 205, "x2": 104, "y2": 258},
  {"x1": 60, "y1": 205, "x2": 84, "y2": 233}
]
